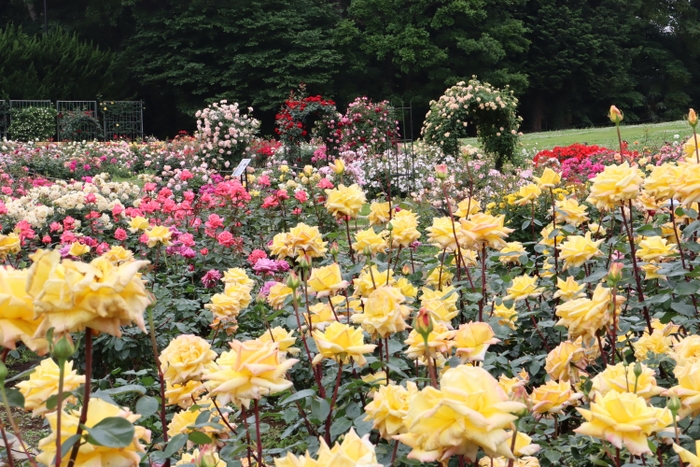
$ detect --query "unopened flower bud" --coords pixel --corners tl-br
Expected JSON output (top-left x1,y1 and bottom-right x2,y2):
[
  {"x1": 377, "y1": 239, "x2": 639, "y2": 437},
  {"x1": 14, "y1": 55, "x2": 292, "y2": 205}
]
[
  {"x1": 435, "y1": 164, "x2": 448, "y2": 180},
  {"x1": 286, "y1": 272, "x2": 301, "y2": 290},
  {"x1": 386, "y1": 222, "x2": 394, "y2": 232},
  {"x1": 414, "y1": 308, "x2": 434, "y2": 346},
  {"x1": 402, "y1": 264, "x2": 411, "y2": 275},
  {"x1": 332, "y1": 159, "x2": 345, "y2": 175},
  {"x1": 52, "y1": 334, "x2": 77, "y2": 362},
  {"x1": 607, "y1": 262, "x2": 624, "y2": 287},
  {"x1": 633, "y1": 361, "x2": 643, "y2": 379},
  {"x1": 608, "y1": 105, "x2": 624, "y2": 125},
  {"x1": 668, "y1": 393, "x2": 681, "y2": 416},
  {"x1": 329, "y1": 242, "x2": 339, "y2": 258},
  {"x1": 297, "y1": 254, "x2": 312, "y2": 270},
  {"x1": 689, "y1": 108, "x2": 698, "y2": 128}
]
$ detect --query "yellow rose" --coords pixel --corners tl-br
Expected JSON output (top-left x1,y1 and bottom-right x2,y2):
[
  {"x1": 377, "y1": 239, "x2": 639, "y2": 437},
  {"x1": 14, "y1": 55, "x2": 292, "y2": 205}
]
[
  {"x1": 103, "y1": 246, "x2": 134, "y2": 264},
  {"x1": 669, "y1": 360, "x2": 700, "y2": 418},
  {"x1": 177, "y1": 446, "x2": 226, "y2": 467},
  {"x1": 0, "y1": 267, "x2": 47, "y2": 352},
  {"x1": 533, "y1": 168, "x2": 561, "y2": 189},
  {"x1": 167, "y1": 405, "x2": 223, "y2": 438},
  {"x1": 553, "y1": 276, "x2": 586, "y2": 302},
  {"x1": 643, "y1": 163, "x2": 681, "y2": 201},
  {"x1": 265, "y1": 282, "x2": 294, "y2": 310},
  {"x1": 427, "y1": 217, "x2": 463, "y2": 251},
  {"x1": 420, "y1": 286, "x2": 459, "y2": 323},
  {"x1": 453, "y1": 321, "x2": 500, "y2": 362},
  {"x1": 352, "y1": 286, "x2": 410, "y2": 338},
  {"x1": 368, "y1": 201, "x2": 391, "y2": 225},
  {"x1": 312, "y1": 322, "x2": 376, "y2": 366},
  {"x1": 454, "y1": 197, "x2": 481, "y2": 218},
  {"x1": 460, "y1": 213, "x2": 514, "y2": 250},
  {"x1": 396, "y1": 365, "x2": 526, "y2": 463},
  {"x1": 587, "y1": 162, "x2": 644, "y2": 210},
  {"x1": 498, "y1": 431, "x2": 541, "y2": 457},
  {"x1": 352, "y1": 228, "x2": 389, "y2": 256},
  {"x1": 636, "y1": 236, "x2": 677, "y2": 262},
  {"x1": 308, "y1": 263, "x2": 349, "y2": 297},
  {"x1": 555, "y1": 284, "x2": 623, "y2": 340},
  {"x1": 555, "y1": 198, "x2": 589, "y2": 226},
  {"x1": 363, "y1": 382, "x2": 417, "y2": 438},
  {"x1": 257, "y1": 326, "x2": 299, "y2": 356},
  {"x1": 165, "y1": 380, "x2": 206, "y2": 408},
  {"x1": 325, "y1": 184, "x2": 366, "y2": 219},
  {"x1": 222, "y1": 267, "x2": 255, "y2": 289},
  {"x1": 559, "y1": 232, "x2": 603, "y2": 269},
  {"x1": 591, "y1": 362, "x2": 662, "y2": 400},
  {"x1": 145, "y1": 225, "x2": 172, "y2": 247},
  {"x1": 0, "y1": 233, "x2": 21, "y2": 259},
  {"x1": 609, "y1": 105, "x2": 624, "y2": 124},
  {"x1": 545, "y1": 339, "x2": 587, "y2": 383},
  {"x1": 352, "y1": 265, "x2": 395, "y2": 298},
  {"x1": 425, "y1": 267, "x2": 453, "y2": 289},
  {"x1": 513, "y1": 183, "x2": 542, "y2": 206},
  {"x1": 331, "y1": 158, "x2": 345, "y2": 174},
  {"x1": 684, "y1": 136, "x2": 700, "y2": 161},
  {"x1": 285, "y1": 222, "x2": 328, "y2": 259},
  {"x1": 128, "y1": 216, "x2": 150, "y2": 233},
  {"x1": 37, "y1": 398, "x2": 151, "y2": 467},
  {"x1": 531, "y1": 380, "x2": 583, "y2": 415},
  {"x1": 499, "y1": 241, "x2": 525, "y2": 265},
  {"x1": 396, "y1": 277, "x2": 417, "y2": 298},
  {"x1": 575, "y1": 390, "x2": 672, "y2": 455},
  {"x1": 205, "y1": 339, "x2": 297, "y2": 407},
  {"x1": 492, "y1": 302, "x2": 517, "y2": 330},
  {"x1": 160, "y1": 334, "x2": 217, "y2": 385},
  {"x1": 16, "y1": 358, "x2": 85, "y2": 416},
  {"x1": 27, "y1": 250, "x2": 152, "y2": 337},
  {"x1": 305, "y1": 301, "x2": 337, "y2": 330},
  {"x1": 634, "y1": 329, "x2": 671, "y2": 361},
  {"x1": 670, "y1": 335, "x2": 700, "y2": 367},
  {"x1": 390, "y1": 210, "x2": 421, "y2": 248},
  {"x1": 315, "y1": 428, "x2": 382, "y2": 466},
  {"x1": 504, "y1": 275, "x2": 543, "y2": 302},
  {"x1": 539, "y1": 223, "x2": 564, "y2": 247},
  {"x1": 67, "y1": 241, "x2": 90, "y2": 257},
  {"x1": 404, "y1": 320, "x2": 454, "y2": 360},
  {"x1": 673, "y1": 441, "x2": 700, "y2": 467}
]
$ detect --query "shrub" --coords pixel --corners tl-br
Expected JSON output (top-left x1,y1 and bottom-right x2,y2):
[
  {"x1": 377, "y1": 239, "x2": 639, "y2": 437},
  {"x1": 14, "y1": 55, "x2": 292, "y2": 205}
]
[
  {"x1": 8, "y1": 107, "x2": 57, "y2": 141},
  {"x1": 58, "y1": 109, "x2": 103, "y2": 142}
]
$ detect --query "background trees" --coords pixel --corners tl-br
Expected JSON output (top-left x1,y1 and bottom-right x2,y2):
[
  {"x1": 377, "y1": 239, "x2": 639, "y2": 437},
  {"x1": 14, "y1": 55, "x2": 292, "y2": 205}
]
[{"x1": 2, "y1": 0, "x2": 699, "y2": 137}]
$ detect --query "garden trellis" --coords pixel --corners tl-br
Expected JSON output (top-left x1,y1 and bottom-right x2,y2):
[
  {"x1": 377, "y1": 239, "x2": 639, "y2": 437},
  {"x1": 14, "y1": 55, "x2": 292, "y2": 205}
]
[
  {"x1": 101, "y1": 101, "x2": 144, "y2": 141},
  {"x1": 56, "y1": 100, "x2": 101, "y2": 141}
]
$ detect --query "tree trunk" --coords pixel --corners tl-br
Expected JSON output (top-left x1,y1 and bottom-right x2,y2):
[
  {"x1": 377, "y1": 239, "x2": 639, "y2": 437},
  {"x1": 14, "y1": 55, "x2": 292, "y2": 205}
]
[{"x1": 530, "y1": 90, "x2": 544, "y2": 132}]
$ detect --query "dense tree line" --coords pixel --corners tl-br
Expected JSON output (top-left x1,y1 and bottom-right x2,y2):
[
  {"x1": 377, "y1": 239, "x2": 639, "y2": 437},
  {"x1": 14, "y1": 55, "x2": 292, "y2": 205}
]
[{"x1": 2, "y1": 0, "x2": 699, "y2": 137}]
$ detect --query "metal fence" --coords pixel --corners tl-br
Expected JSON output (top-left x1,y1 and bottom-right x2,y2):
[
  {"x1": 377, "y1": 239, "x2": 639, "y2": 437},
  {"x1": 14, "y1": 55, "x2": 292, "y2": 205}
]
[
  {"x1": 0, "y1": 100, "x2": 8, "y2": 139},
  {"x1": 1, "y1": 99, "x2": 144, "y2": 142},
  {"x1": 389, "y1": 99, "x2": 416, "y2": 193},
  {"x1": 101, "y1": 101, "x2": 144, "y2": 141},
  {"x1": 56, "y1": 101, "x2": 101, "y2": 141}
]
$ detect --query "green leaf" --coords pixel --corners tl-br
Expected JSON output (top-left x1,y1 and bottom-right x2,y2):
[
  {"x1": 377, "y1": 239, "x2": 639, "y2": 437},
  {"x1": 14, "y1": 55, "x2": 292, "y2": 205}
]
[
  {"x1": 85, "y1": 417, "x2": 135, "y2": 448},
  {"x1": 5, "y1": 389, "x2": 25, "y2": 408},
  {"x1": 281, "y1": 389, "x2": 316, "y2": 405},
  {"x1": 672, "y1": 302, "x2": 696, "y2": 317},
  {"x1": 310, "y1": 396, "x2": 330, "y2": 422},
  {"x1": 330, "y1": 417, "x2": 352, "y2": 438},
  {"x1": 135, "y1": 396, "x2": 159, "y2": 420},
  {"x1": 674, "y1": 281, "x2": 699, "y2": 296},
  {"x1": 163, "y1": 433, "x2": 188, "y2": 458},
  {"x1": 46, "y1": 392, "x2": 76, "y2": 410},
  {"x1": 99, "y1": 384, "x2": 146, "y2": 396},
  {"x1": 187, "y1": 431, "x2": 212, "y2": 445}
]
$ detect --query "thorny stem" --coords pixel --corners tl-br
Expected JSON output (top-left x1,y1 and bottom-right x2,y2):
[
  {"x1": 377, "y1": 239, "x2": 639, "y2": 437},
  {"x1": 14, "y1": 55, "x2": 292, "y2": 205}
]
[
  {"x1": 67, "y1": 330, "x2": 93, "y2": 467},
  {"x1": 437, "y1": 248, "x2": 447, "y2": 292},
  {"x1": 550, "y1": 188, "x2": 559, "y2": 276},
  {"x1": 479, "y1": 244, "x2": 487, "y2": 322},
  {"x1": 620, "y1": 201, "x2": 652, "y2": 332},
  {"x1": 345, "y1": 216, "x2": 355, "y2": 263},
  {"x1": 147, "y1": 307, "x2": 169, "y2": 450},
  {"x1": 254, "y1": 399, "x2": 264, "y2": 466},
  {"x1": 325, "y1": 361, "x2": 344, "y2": 444},
  {"x1": 0, "y1": 423, "x2": 15, "y2": 467}
]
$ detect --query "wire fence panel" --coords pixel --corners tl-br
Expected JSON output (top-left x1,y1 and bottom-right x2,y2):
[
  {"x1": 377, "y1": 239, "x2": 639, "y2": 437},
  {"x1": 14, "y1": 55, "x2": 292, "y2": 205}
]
[
  {"x1": 101, "y1": 101, "x2": 144, "y2": 141},
  {"x1": 9, "y1": 100, "x2": 53, "y2": 110},
  {"x1": 56, "y1": 101, "x2": 101, "y2": 141}
]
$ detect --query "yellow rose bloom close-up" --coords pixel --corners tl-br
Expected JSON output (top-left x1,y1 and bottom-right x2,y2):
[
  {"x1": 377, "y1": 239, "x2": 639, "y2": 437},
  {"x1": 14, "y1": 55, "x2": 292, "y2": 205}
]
[
  {"x1": 575, "y1": 390, "x2": 672, "y2": 455},
  {"x1": 389, "y1": 209, "x2": 421, "y2": 248},
  {"x1": 0, "y1": 232, "x2": 21, "y2": 259},
  {"x1": 308, "y1": 263, "x2": 349, "y2": 297},
  {"x1": 636, "y1": 235, "x2": 678, "y2": 262},
  {"x1": 586, "y1": 162, "x2": 644, "y2": 210},
  {"x1": 453, "y1": 321, "x2": 501, "y2": 362},
  {"x1": 367, "y1": 201, "x2": 391, "y2": 225},
  {"x1": 16, "y1": 358, "x2": 85, "y2": 416},
  {"x1": 36, "y1": 398, "x2": 151, "y2": 467},
  {"x1": 559, "y1": 232, "x2": 603, "y2": 269},
  {"x1": 531, "y1": 380, "x2": 583, "y2": 415},
  {"x1": 0, "y1": 267, "x2": 47, "y2": 352},
  {"x1": 312, "y1": 321, "x2": 376, "y2": 366},
  {"x1": 352, "y1": 228, "x2": 389, "y2": 256},
  {"x1": 504, "y1": 275, "x2": 544, "y2": 302},
  {"x1": 513, "y1": 183, "x2": 542, "y2": 206},
  {"x1": 145, "y1": 225, "x2": 172, "y2": 247},
  {"x1": 590, "y1": 362, "x2": 663, "y2": 400},
  {"x1": 205, "y1": 338, "x2": 297, "y2": 407},
  {"x1": 352, "y1": 285, "x2": 411, "y2": 338},
  {"x1": 324, "y1": 183, "x2": 367, "y2": 219},
  {"x1": 534, "y1": 167, "x2": 562, "y2": 189},
  {"x1": 363, "y1": 381, "x2": 417, "y2": 439},
  {"x1": 26, "y1": 250, "x2": 152, "y2": 337},
  {"x1": 460, "y1": 213, "x2": 514, "y2": 250},
  {"x1": 555, "y1": 198, "x2": 589, "y2": 226},
  {"x1": 160, "y1": 334, "x2": 217, "y2": 385},
  {"x1": 545, "y1": 339, "x2": 587, "y2": 383}
]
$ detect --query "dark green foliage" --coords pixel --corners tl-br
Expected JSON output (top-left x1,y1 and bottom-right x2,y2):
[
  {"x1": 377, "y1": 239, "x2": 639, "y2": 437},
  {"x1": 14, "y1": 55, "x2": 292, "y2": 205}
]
[
  {"x1": 0, "y1": 24, "x2": 127, "y2": 101},
  {"x1": 8, "y1": 107, "x2": 58, "y2": 141},
  {"x1": 125, "y1": 0, "x2": 342, "y2": 116}
]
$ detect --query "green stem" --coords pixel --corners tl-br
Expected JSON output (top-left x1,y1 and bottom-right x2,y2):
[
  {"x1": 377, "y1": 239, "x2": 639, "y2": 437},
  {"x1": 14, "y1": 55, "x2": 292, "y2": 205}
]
[
  {"x1": 55, "y1": 360, "x2": 66, "y2": 467},
  {"x1": 147, "y1": 307, "x2": 169, "y2": 449},
  {"x1": 254, "y1": 399, "x2": 264, "y2": 466}
]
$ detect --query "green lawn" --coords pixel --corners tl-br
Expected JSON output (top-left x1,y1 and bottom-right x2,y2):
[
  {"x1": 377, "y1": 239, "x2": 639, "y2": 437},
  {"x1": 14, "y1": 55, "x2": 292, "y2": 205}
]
[{"x1": 461, "y1": 120, "x2": 693, "y2": 153}]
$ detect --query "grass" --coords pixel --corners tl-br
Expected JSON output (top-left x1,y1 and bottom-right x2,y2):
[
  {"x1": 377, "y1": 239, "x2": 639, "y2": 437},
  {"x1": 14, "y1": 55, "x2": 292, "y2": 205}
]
[{"x1": 461, "y1": 120, "x2": 693, "y2": 153}]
